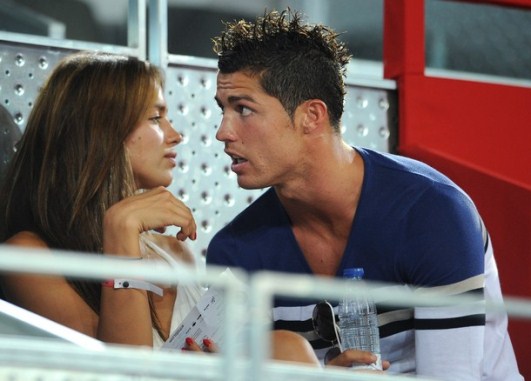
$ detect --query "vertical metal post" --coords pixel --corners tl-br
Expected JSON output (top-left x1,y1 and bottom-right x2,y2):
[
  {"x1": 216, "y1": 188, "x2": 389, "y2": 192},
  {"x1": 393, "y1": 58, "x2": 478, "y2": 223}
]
[
  {"x1": 248, "y1": 274, "x2": 274, "y2": 381},
  {"x1": 127, "y1": 0, "x2": 147, "y2": 59},
  {"x1": 221, "y1": 276, "x2": 246, "y2": 381},
  {"x1": 148, "y1": 0, "x2": 168, "y2": 69}
]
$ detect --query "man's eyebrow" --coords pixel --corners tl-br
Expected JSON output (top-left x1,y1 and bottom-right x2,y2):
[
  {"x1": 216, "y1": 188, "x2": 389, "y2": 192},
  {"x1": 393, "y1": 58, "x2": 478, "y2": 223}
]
[
  {"x1": 215, "y1": 95, "x2": 257, "y2": 107},
  {"x1": 229, "y1": 95, "x2": 256, "y2": 103}
]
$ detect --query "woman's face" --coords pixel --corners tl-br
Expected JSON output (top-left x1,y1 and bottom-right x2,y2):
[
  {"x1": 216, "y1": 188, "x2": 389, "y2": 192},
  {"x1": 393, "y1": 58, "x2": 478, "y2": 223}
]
[{"x1": 125, "y1": 86, "x2": 182, "y2": 189}]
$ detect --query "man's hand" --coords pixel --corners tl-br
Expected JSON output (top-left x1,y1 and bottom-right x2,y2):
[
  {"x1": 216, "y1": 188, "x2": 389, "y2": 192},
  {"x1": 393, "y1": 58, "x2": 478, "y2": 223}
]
[{"x1": 326, "y1": 349, "x2": 390, "y2": 371}]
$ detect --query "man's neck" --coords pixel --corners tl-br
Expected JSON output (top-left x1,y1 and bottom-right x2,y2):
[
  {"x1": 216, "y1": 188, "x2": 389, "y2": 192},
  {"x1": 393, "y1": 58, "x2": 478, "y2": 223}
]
[
  {"x1": 276, "y1": 142, "x2": 364, "y2": 230},
  {"x1": 272, "y1": 143, "x2": 363, "y2": 276}
]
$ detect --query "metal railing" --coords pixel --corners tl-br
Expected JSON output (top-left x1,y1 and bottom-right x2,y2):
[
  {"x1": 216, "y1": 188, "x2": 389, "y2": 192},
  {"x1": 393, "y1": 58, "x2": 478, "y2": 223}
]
[{"x1": 0, "y1": 245, "x2": 529, "y2": 380}]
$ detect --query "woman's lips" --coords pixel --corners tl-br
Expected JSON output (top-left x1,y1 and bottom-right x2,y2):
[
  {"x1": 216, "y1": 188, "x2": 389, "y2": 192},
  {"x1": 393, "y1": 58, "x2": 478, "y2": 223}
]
[{"x1": 165, "y1": 152, "x2": 177, "y2": 166}]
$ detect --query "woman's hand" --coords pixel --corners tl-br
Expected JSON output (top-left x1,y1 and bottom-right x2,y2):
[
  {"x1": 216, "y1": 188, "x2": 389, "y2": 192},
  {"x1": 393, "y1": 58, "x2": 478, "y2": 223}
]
[
  {"x1": 98, "y1": 187, "x2": 197, "y2": 343},
  {"x1": 182, "y1": 337, "x2": 218, "y2": 353},
  {"x1": 104, "y1": 186, "x2": 197, "y2": 248}
]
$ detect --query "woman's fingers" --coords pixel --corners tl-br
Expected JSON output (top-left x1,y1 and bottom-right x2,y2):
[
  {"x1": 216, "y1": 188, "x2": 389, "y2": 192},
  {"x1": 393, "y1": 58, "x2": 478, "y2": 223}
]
[
  {"x1": 182, "y1": 337, "x2": 217, "y2": 353},
  {"x1": 183, "y1": 337, "x2": 202, "y2": 352},
  {"x1": 202, "y1": 338, "x2": 218, "y2": 353},
  {"x1": 105, "y1": 187, "x2": 197, "y2": 240},
  {"x1": 176, "y1": 230, "x2": 197, "y2": 241},
  {"x1": 138, "y1": 187, "x2": 195, "y2": 232},
  {"x1": 145, "y1": 188, "x2": 196, "y2": 240}
]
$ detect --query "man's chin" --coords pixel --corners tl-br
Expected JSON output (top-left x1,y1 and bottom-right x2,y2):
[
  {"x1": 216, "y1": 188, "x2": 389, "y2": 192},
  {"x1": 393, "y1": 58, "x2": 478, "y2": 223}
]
[{"x1": 236, "y1": 178, "x2": 265, "y2": 190}]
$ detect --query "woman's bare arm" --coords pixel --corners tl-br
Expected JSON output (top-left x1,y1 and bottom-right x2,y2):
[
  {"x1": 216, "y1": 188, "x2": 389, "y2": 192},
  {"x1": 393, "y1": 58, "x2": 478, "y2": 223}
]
[{"x1": 1, "y1": 231, "x2": 99, "y2": 337}]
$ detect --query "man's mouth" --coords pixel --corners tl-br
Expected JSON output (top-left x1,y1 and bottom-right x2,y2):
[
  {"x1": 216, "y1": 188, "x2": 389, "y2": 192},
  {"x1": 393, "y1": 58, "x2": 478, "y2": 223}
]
[{"x1": 232, "y1": 156, "x2": 247, "y2": 165}]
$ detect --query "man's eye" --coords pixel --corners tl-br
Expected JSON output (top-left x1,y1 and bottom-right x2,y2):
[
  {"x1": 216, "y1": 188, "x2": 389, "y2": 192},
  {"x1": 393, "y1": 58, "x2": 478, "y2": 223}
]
[{"x1": 239, "y1": 106, "x2": 252, "y2": 116}]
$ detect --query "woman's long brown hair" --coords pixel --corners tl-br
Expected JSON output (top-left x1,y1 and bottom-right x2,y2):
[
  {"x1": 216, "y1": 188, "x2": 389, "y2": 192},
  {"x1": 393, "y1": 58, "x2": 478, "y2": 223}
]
[{"x1": 0, "y1": 51, "x2": 167, "y2": 339}]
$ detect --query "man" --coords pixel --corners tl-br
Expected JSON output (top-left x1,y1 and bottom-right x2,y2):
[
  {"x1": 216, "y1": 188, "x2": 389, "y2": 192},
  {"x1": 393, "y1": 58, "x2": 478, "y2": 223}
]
[{"x1": 207, "y1": 9, "x2": 522, "y2": 380}]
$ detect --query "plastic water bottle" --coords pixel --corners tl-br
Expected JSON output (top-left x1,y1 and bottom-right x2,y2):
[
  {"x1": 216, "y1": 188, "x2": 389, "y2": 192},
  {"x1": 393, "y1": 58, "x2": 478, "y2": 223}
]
[{"x1": 337, "y1": 267, "x2": 382, "y2": 370}]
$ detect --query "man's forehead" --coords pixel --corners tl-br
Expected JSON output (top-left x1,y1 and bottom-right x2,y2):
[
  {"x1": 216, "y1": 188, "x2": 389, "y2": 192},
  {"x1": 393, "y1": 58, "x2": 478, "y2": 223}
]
[{"x1": 216, "y1": 71, "x2": 263, "y2": 95}]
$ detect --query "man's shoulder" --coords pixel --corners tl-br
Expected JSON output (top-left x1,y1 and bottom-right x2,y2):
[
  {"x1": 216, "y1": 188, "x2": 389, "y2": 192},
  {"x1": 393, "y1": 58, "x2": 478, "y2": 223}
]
[
  {"x1": 359, "y1": 147, "x2": 466, "y2": 198},
  {"x1": 359, "y1": 147, "x2": 445, "y2": 180},
  {"x1": 206, "y1": 188, "x2": 289, "y2": 268},
  {"x1": 208, "y1": 188, "x2": 281, "y2": 249}
]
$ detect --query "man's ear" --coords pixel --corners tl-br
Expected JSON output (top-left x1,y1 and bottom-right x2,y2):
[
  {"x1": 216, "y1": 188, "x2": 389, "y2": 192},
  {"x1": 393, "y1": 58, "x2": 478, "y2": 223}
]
[{"x1": 298, "y1": 99, "x2": 329, "y2": 134}]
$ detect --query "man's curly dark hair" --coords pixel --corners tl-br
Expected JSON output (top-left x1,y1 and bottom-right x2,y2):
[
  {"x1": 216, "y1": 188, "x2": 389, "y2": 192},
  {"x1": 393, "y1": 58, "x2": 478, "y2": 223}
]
[{"x1": 213, "y1": 9, "x2": 352, "y2": 130}]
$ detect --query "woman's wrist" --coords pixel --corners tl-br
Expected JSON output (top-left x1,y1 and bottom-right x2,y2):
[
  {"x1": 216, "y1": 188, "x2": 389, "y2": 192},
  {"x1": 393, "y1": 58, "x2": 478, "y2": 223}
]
[
  {"x1": 103, "y1": 255, "x2": 143, "y2": 260},
  {"x1": 102, "y1": 279, "x2": 163, "y2": 296},
  {"x1": 102, "y1": 230, "x2": 143, "y2": 259}
]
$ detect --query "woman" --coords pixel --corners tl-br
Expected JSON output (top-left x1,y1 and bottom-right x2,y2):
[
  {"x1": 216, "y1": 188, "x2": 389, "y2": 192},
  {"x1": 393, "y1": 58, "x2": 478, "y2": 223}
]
[
  {"x1": 0, "y1": 51, "x2": 199, "y2": 346},
  {"x1": 0, "y1": 51, "x2": 319, "y2": 364}
]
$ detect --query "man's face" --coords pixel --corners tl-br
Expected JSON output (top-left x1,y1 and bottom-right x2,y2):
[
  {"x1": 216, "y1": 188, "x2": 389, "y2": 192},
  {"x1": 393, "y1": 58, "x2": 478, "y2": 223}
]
[{"x1": 215, "y1": 71, "x2": 305, "y2": 190}]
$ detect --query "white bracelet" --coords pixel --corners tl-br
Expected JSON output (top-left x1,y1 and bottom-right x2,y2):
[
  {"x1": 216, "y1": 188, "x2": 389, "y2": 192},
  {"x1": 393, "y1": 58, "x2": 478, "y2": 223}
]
[{"x1": 102, "y1": 279, "x2": 163, "y2": 297}]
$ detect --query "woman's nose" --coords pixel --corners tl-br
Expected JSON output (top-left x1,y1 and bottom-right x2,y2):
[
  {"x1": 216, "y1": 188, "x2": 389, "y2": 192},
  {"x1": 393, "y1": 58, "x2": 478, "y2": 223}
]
[{"x1": 166, "y1": 121, "x2": 182, "y2": 145}]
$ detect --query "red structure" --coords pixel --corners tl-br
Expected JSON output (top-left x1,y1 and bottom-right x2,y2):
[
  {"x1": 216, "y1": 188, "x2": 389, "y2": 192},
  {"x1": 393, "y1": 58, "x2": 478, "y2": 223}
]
[{"x1": 383, "y1": 0, "x2": 531, "y2": 378}]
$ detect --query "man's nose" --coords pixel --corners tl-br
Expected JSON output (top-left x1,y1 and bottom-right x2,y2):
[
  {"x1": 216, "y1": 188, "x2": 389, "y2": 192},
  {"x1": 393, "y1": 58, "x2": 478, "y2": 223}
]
[{"x1": 215, "y1": 116, "x2": 234, "y2": 142}]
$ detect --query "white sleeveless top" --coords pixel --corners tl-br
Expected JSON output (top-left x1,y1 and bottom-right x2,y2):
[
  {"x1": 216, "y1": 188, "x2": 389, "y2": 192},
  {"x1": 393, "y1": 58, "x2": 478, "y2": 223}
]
[{"x1": 139, "y1": 233, "x2": 205, "y2": 348}]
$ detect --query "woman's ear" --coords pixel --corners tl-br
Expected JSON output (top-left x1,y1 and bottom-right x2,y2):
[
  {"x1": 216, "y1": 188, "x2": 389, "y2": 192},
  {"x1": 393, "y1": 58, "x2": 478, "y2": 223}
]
[{"x1": 298, "y1": 99, "x2": 329, "y2": 134}]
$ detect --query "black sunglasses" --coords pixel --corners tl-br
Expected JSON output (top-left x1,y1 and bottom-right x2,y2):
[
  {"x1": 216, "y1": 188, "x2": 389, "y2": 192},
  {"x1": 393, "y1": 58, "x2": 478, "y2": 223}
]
[{"x1": 312, "y1": 301, "x2": 343, "y2": 364}]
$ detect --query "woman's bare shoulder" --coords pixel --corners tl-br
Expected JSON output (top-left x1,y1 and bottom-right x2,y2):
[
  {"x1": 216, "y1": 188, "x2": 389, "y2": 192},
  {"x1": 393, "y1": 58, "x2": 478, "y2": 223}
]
[
  {"x1": 148, "y1": 232, "x2": 196, "y2": 265},
  {"x1": 4, "y1": 231, "x2": 49, "y2": 249}
]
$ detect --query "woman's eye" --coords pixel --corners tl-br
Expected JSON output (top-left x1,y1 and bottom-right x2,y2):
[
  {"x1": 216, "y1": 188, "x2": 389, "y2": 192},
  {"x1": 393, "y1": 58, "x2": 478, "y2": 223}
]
[{"x1": 149, "y1": 116, "x2": 162, "y2": 124}]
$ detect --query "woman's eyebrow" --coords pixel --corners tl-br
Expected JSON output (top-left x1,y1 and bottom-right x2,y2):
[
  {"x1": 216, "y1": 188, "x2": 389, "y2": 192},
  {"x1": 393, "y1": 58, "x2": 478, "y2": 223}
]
[{"x1": 153, "y1": 102, "x2": 167, "y2": 113}]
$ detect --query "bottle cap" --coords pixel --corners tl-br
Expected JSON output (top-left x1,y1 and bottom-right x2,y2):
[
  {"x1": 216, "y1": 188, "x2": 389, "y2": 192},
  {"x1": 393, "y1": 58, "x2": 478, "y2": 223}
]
[{"x1": 343, "y1": 267, "x2": 364, "y2": 278}]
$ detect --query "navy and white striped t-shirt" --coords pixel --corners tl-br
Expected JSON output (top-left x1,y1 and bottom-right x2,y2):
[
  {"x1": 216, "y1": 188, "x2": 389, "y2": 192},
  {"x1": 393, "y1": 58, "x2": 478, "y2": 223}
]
[{"x1": 207, "y1": 147, "x2": 521, "y2": 380}]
